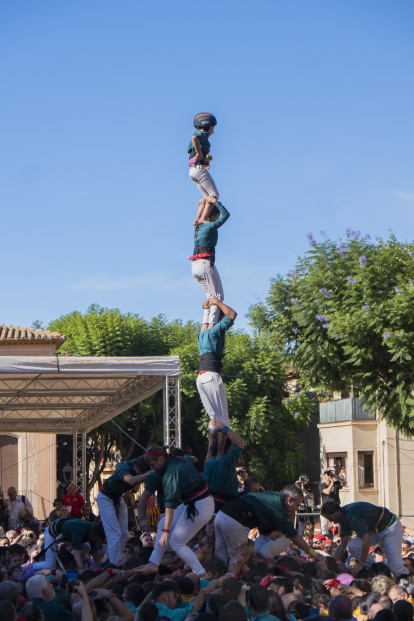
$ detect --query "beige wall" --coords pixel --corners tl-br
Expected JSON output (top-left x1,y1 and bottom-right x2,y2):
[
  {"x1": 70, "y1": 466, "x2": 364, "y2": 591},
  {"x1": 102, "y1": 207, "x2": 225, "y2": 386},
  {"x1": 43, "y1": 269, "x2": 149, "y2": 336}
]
[
  {"x1": 0, "y1": 344, "x2": 58, "y2": 519},
  {"x1": 319, "y1": 420, "x2": 378, "y2": 506}
]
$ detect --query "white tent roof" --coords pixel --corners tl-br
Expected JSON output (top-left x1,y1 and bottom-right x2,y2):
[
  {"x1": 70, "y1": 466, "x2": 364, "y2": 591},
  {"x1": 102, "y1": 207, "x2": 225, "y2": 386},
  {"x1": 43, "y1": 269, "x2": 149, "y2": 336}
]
[{"x1": 0, "y1": 356, "x2": 180, "y2": 433}]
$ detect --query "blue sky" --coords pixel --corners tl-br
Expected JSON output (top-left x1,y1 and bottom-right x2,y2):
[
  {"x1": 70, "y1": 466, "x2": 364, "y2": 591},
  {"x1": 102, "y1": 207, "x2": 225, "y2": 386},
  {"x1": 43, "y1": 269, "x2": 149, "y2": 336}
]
[{"x1": 1, "y1": 0, "x2": 413, "y2": 331}]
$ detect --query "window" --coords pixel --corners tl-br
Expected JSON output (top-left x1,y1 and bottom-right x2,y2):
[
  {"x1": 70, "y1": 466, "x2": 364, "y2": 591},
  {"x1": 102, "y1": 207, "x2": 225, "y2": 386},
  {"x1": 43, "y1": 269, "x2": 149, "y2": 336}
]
[
  {"x1": 358, "y1": 451, "x2": 374, "y2": 488},
  {"x1": 326, "y1": 452, "x2": 347, "y2": 481}
]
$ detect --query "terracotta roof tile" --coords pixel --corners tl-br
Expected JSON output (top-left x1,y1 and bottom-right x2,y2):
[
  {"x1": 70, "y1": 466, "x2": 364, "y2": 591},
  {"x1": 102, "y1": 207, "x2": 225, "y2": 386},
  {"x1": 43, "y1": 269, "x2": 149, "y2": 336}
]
[{"x1": 0, "y1": 324, "x2": 66, "y2": 345}]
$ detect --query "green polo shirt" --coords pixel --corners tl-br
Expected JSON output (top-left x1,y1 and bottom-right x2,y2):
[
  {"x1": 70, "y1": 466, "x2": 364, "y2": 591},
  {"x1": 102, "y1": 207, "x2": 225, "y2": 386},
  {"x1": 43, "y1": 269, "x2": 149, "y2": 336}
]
[
  {"x1": 198, "y1": 316, "x2": 233, "y2": 356},
  {"x1": 204, "y1": 445, "x2": 242, "y2": 497},
  {"x1": 149, "y1": 456, "x2": 204, "y2": 510},
  {"x1": 339, "y1": 502, "x2": 393, "y2": 538},
  {"x1": 187, "y1": 129, "x2": 211, "y2": 158},
  {"x1": 103, "y1": 459, "x2": 136, "y2": 495},
  {"x1": 61, "y1": 519, "x2": 98, "y2": 550},
  {"x1": 193, "y1": 201, "x2": 230, "y2": 249},
  {"x1": 243, "y1": 491, "x2": 298, "y2": 538},
  {"x1": 26, "y1": 598, "x2": 73, "y2": 621}
]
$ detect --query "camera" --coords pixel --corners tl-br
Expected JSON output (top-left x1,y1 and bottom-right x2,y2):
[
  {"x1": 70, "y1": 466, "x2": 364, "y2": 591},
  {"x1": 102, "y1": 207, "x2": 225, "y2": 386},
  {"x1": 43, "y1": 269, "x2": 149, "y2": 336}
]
[{"x1": 301, "y1": 475, "x2": 307, "y2": 482}]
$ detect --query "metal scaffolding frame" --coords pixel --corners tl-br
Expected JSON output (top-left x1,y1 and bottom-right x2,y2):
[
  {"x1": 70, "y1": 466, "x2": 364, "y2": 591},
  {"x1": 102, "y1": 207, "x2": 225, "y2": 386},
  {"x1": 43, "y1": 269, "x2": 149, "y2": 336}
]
[
  {"x1": 73, "y1": 431, "x2": 87, "y2": 498},
  {"x1": 163, "y1": 377, "x2": 181, "y2": 449},
  {"x1": 0, "y1": 356, "x2": 181, "y2": 495}
]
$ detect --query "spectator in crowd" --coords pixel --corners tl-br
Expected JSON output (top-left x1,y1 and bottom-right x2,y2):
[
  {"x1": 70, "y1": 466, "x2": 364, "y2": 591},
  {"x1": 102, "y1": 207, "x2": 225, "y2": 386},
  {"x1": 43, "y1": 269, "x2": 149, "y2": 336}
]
[
  {"x1": 0, "y1": 488, "x2": 8, "y2": 531},
  {"x1": 6, "y1": 488, "x2": 32, "y2": 531},
  {"x1": 237, "y1": 468, "x2": 248, "y2": 493},
  {"x1": 388, "y1": 586, "x2": 409, "y2": 604},
  {"x1": 328, "y1": 594, "x2": 354, "y2": 621},
  {"x1": 295, "y1": 474, "x2": 314, "y2": 535},
  {"x1": 62, "y1": 483, "x2": 85, "y2": 518},
  {"x1": 141, "y1": 533, "x2": 154, "y2": 547},
  {"x1": 247, "y1": 584, "x2": 280, "y2": 620},
  {"x1": 45, "y1": 499, "x2": 63, "y2": 525},
  {"x1": 80, "y1": 503, "x2": 96, "y2": 523},
  {"x1": 402, "y1": 557, "x2": 414, "y2": 575},
  {"x1": 16, "y1": 507, "x2": 40, "y2": 536},
  {"x1": 319, "y1": 469, "x2": 345, "y2": 537}
]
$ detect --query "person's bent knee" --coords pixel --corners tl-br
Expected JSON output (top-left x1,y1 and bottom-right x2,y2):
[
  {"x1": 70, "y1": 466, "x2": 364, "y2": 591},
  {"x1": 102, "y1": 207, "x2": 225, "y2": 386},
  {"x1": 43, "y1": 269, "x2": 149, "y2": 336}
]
[{"x1": 206, "y1": 195, "x2": 218, "y2": 202}]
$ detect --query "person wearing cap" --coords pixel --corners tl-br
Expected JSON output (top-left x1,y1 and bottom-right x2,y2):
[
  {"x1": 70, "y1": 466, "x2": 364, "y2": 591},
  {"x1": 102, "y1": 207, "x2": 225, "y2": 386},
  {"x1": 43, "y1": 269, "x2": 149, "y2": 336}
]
[
  {"x1": 187, "y1": 112, "x2": 219, "y2": 225},
  {"x1": 96, "y1": 456, "x2": 150, "y2": 564},
  {"x1": 313, "y1": 534, "x2": 326, "y2": 549},
  {"x1": 319, "y1": 469, "x2": 346, "y2": 536},
  {"x1": 321, "y1": 500, "x2": 407, "y2": 578},
  {"x1": 323, "y1": 539, "x2": 334, "y2": 554}
]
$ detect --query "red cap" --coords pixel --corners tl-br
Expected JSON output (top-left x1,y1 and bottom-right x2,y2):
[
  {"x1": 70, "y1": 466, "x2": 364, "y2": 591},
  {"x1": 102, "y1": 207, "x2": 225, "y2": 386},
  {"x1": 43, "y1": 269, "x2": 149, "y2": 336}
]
[
  {"x1": 313, "y1": 534, "x2": 326, "y2": 541},
  {"x1": 323, "y1": 539, "x2": 334, "y2": 547}
]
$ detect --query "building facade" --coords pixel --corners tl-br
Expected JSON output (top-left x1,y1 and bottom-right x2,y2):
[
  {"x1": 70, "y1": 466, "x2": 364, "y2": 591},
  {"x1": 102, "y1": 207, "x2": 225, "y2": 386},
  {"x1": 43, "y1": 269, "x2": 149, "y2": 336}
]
[
  {"x1": 318, "y1": 398, "x2": 414, "y2": 527},
  {"x1": 0, "y1": 324, "x2": 66, "y2": 520}
]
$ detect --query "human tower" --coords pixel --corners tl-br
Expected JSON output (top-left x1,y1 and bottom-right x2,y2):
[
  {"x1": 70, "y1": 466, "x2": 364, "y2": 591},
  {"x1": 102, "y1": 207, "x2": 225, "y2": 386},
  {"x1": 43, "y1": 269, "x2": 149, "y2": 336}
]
[{"x1": 187, "y1": 112, "x2": 235, "y2": 461}]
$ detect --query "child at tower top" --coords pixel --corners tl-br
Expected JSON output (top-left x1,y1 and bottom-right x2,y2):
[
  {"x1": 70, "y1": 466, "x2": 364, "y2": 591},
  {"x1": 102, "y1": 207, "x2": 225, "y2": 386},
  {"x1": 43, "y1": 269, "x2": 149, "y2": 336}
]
[{"x1": 187, "y1": 112, "x2": 219, "y2": 226}]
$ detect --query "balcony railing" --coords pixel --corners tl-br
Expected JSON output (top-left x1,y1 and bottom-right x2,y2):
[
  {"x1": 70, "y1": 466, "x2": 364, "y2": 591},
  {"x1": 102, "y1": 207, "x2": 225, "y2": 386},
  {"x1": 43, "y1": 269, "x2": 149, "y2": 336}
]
[{"x1": 319, "y1": 398, "x2": 375, "y2": 423}]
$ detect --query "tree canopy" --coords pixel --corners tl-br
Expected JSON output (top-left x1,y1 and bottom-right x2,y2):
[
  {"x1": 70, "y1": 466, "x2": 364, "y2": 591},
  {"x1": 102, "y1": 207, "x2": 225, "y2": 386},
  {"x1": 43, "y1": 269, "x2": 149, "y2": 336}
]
[
  {"x1": 249, "y1": 231, "x2": 414, "y2": 435},
  {"x1": 49, "y1": 304, "x2": 315, "y2": 492}
]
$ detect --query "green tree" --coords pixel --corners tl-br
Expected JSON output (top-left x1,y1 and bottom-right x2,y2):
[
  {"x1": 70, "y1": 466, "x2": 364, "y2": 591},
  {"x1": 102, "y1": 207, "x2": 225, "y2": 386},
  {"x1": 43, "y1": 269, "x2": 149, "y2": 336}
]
[
  {"x1": 49, "y1": 304, "x2": 315, "y2": 493},
  {"x1": 249, "y1": 231, "x2": 414, "y2": 435}
]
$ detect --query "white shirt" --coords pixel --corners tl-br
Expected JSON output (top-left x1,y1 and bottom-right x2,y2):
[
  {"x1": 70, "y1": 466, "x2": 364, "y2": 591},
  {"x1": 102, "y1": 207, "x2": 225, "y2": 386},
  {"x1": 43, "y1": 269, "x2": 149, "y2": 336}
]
[{"x1": 7, "y1": 494, "x2": 33, "y2": 527}]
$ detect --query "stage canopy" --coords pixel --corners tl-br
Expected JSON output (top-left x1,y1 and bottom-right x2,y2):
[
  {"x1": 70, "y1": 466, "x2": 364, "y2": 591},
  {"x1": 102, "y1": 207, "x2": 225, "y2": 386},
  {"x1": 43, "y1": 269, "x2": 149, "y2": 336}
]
[{"x1": 0, "y1": 356, "x2": 180, "y2": 434}]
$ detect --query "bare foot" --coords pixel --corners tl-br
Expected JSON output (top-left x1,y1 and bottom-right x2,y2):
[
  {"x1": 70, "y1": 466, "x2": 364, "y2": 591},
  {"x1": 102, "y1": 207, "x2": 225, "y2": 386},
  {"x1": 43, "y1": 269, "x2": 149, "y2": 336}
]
[
  {"x1": 193, "y1": 219, "x2": 199, "y2": 226},
  {"x1": 134, "y1": 562, "x2": 159, "y2": 575},
  {"x1": 198, "y1": 218, "x2": 209, "y2": 224}
]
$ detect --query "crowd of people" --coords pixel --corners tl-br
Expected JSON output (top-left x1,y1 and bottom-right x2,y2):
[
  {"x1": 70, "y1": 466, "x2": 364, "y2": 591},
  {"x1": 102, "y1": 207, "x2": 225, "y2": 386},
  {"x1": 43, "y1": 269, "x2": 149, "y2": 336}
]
[{"x1": 1, "y1": 431, "x2": 414, "y2": 621}]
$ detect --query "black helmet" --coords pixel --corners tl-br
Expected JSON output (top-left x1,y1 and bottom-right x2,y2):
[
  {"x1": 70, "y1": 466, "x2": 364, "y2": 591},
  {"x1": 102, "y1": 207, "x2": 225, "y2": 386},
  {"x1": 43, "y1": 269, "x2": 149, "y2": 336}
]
[{"x1": 193, "y1": 112, "x2": 217, "y2": 129}]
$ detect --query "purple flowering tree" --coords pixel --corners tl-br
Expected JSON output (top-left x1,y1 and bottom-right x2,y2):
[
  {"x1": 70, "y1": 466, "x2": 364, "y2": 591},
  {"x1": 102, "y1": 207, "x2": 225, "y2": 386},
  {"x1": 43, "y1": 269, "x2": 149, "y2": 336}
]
[{"x1": 249, "y1": 232, "x2": 414, "y2": 434}]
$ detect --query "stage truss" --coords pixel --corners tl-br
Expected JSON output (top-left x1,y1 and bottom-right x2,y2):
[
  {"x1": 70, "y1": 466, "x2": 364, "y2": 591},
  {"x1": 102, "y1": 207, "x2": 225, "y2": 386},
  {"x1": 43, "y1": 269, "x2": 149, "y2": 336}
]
[{"x1": 0, "y1": 356, "x2": 181, "y2": 497}]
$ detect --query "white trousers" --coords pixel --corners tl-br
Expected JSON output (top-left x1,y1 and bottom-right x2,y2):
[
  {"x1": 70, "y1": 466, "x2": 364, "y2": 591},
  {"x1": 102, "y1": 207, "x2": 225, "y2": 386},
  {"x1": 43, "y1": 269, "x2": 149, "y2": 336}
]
[
  {"x1": 191, "y1": 260, "x2": 223, "y2": 325},
  {"x1": 254, "y1": 534, "x2": 291, "y2": 558},
  {"x1": 189, "y1": 165, "x2": 219, "y2": 199},
  {"x1": 96, "y1": 492, "x2": 129, "y2": 565},
  {"x1": 32, "y1": 526, "x2": 56, "y2": 571},
  {"x1": 348, "y1": 519, "x2": 406, "y2": 578},
  {"x1": 196, "y1": 372, "x2": 229, "y2": 425},
  {"x1": 214, "y1": 511, "x2": 250, "y2": 566},
  {"x1": 150, "y1": 496, "x2": 214, "y2": 576},
  {"x1": 320, "y1": 514, "x2": 330, "y2": 536}
]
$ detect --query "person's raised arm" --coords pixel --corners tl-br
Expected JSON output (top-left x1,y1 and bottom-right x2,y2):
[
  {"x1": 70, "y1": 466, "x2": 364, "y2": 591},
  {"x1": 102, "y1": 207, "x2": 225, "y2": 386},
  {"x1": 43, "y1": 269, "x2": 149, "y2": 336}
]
[
  {"x1": 203, "y1": 297, "x2": 237, "y2": 321},
  {"x1": 215, "y1": 420, "x2": 244, "y2": 448},
  {"x1": 72, "y1": 582, "x2": 93, "y2": 621},
  {"x1": 322, "y1": 476, "x2": 334, "y2": 495},
  {"x1": 122, "y1": 472, "x2": 149, "y2": 489}
]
